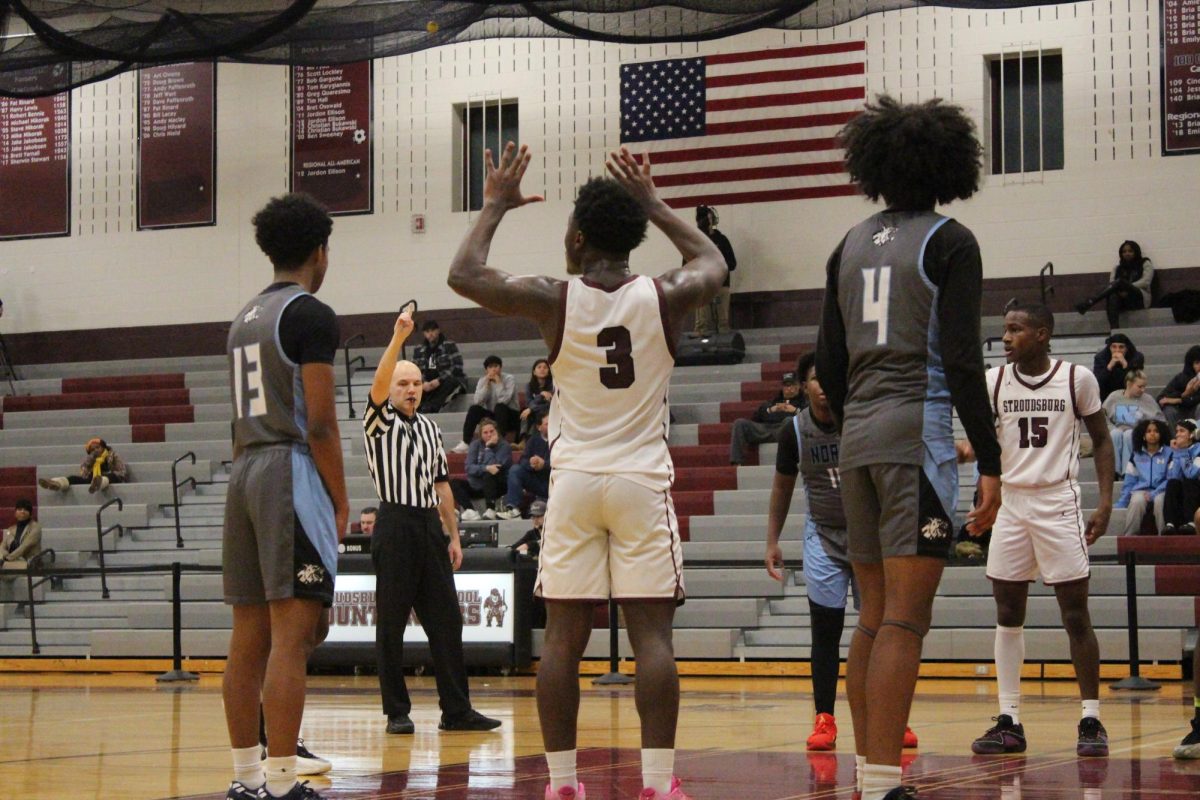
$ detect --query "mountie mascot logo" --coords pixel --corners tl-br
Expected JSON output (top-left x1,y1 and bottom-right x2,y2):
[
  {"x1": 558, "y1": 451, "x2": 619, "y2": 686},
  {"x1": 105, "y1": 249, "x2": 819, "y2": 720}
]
[{"x1": 484, "y1": 588, "x2": 508, "y2": 627}]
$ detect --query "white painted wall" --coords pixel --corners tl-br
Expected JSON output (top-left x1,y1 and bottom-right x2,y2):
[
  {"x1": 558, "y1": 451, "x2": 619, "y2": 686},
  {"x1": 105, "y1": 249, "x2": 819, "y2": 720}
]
[{"x1": 0, "y1": 1, "x2": 1194, "y2": 335}]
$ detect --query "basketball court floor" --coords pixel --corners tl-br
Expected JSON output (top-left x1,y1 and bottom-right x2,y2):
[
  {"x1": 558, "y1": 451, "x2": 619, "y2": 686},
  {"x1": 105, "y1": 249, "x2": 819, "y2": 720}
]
[{"x1": 0, "y1": 672, "x2": 1196, "y2": 799}]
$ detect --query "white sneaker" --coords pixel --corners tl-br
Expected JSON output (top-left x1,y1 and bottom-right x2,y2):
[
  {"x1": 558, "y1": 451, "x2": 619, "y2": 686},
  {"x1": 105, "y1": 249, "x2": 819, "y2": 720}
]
[
  {"x1": 481, "y1": 508, "x2": 498, "y2": 520},
  {"x1": 461, "y1": 509, "x2": 481, "y2": 521},
  {"x1": 451, "y1": 441, "x2": 470, "y2": 454},
  {"x1": 296, "y1": 738, "x2": 332, "y2": 775},
  {"x1": 497, "y1": 507, "x2": 522, "y2": 520}
]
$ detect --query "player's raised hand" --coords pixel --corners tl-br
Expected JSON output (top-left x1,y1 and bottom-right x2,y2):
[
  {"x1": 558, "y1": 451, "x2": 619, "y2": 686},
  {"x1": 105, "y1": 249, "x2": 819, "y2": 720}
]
[
  {"x1": 483, "y1": 142, "x2": 544, "y2": 210},
  {"x1": 966, "y1": 473, "x2": 1001, "y2": 535},
  {"x1": 1084, "y1": 505, "x2": 1110, "y2": 546},
  {"x1": 765, "y1": 542, "x2": 786, "y2": 582},
  {"x1": 606, "y1": 146, "x2": 659, "y2": 209}
]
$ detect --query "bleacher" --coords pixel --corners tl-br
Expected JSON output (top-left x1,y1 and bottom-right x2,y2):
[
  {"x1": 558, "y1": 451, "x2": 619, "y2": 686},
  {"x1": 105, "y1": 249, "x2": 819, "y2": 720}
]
[{"x1": 0, "y1": 307, "x2": 1196, "y2": 669}]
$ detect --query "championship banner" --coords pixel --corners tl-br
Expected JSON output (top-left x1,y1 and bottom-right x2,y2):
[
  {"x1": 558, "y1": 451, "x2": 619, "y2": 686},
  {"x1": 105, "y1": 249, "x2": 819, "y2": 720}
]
[
  {"x1": 137, "y1": 62, "x2": 217, "y2": 228},
  {"x1": 1163, "y1": 0, "x2": 1200, "y2": 155},
  {"x1": 290, "y1": 62, "x2": 373, "y2": 214},
  {"x1": 0, "y1": 88, "x2": 70, "y2": 239}
]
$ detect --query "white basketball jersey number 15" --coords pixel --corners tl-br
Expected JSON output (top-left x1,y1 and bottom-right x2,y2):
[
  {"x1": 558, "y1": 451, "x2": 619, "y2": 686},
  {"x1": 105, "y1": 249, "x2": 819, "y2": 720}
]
[
  {"x1": 862, "y1": 266, "x2": 891, "y2": 346},
  {"x1": 232, "y1": 344, "x2": 267, "y2": 419}
]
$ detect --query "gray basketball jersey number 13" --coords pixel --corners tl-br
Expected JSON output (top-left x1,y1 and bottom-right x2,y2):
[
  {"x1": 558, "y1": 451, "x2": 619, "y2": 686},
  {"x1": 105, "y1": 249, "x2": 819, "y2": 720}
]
[{"x1": 227, "y1": 284, "x2": 310, "y2": 450}]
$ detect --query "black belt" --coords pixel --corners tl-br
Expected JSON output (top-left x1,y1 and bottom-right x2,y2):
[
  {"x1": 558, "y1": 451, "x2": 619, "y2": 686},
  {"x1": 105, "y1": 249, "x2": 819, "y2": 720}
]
[{"x1": 379, "y1": 501, "x2": 439, "y2": 519}]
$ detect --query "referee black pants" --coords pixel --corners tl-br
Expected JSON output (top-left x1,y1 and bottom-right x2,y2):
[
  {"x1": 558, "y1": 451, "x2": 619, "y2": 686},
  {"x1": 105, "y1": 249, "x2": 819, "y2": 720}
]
[{"x1": 371, "y1": 504, "x2": 472, "y2": 720}]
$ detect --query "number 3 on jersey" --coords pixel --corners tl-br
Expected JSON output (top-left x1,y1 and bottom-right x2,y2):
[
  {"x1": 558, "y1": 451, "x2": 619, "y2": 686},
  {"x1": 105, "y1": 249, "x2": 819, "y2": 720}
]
[
  {"x1": 598, "y1": 325, "x2": 635, "y2": 389},
  {"x1": 862, "y1": 266, "x2": 891, "y2": 346},
  {"x1": 232, "y1": 344, "x2": 268, "y2": 419}
]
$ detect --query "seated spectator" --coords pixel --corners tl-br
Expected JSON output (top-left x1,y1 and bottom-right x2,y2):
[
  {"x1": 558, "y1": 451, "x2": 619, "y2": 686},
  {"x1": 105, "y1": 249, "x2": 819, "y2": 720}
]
[
  {"x1": 1158, "y1": 345, "x2": 1200, "y2": 426},
  {"x1": 451, "y1": 419, "x2": 512, "y2": 520},
  {"x1": 1093, "y1": 333, "x2": 1145, "y2": 399},
  {"x1": 1, "y1": 498, "x2": 42, "y2": 575},
  {"x1": 520, "y1": 358, "x2": 554, "y2": 441},
  {"x1": 499, "y1": 412, "x2": 551, "y2": 519},
  {"x1": 729, "y1": 370, "x2": 805, "y2": 465},
  {"x1": 1075, "y1": 240, "x2": 1154, "y2": 329},
  {"x1": 413, "y1": 319, "x2": 468, "y2": 414},
  {"x1": 509, "y1": 499, "x2": 547, "y2": 557},
  {"x1": 1163, "y1": 420, "x2": 1200, "y2": 535},
  {"x1": 454, "y1": 355, "x2": 520, "y2": 453},
  {"x1": 1116, "y1": 419, "x2": 1171, "y2": 535},
  {"x1": 359, "y1": 506, "x2": 377, "y2": 536},
  {"x1": 38, "y1": 438, "x2": 128, "y2": 493},
  {"x1": 1103, "y1": 369, "x2": 1164, "y2": 469}
]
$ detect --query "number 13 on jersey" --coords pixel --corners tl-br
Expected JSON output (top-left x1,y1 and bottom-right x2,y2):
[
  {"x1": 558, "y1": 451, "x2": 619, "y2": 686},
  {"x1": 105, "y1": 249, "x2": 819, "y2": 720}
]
[
  {"x1": 861, "y1": 266, "x2": 891, "y2": 346},
  {"x1": 232, "y1": 344, "x2": 267, "y2": 419}
]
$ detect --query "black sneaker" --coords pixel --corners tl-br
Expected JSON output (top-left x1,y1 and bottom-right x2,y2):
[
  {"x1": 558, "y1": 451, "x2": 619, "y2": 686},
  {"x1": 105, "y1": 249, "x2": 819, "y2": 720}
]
[
  {"x1": 1181, "y1": 523, "x2": 1198, "y2": 536},
  {"x1": 269, "y1": 782, "x2": 325, "y2": 800},
  {"x1": 1077, "y1": 716, "x2": 1109, "y2": 757},
  {"x1": 225, "y1": 782, "x2": 265, "y2": 800},
  {"x1": 1164, "y1": 523, "x2": 1178, "y2": 535},
  {"x1": 439, "y1": 709, "x2": 502, "y2": 731},
  {"x1": 386, "y1": 714, "x2": 415, "y2": 734},
  {"x1": 1174, "y1": 718, "x2": 1200, "y2": 759},
  {"x1": 971, "y1": 714, "x2": 1027, "y2": 754}
]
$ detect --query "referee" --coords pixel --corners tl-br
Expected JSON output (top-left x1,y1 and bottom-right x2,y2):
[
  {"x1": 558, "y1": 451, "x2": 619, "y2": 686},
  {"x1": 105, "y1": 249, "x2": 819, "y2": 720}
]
[{"x1": 363, "y1": 311, "x2": 501, "y2": 735}]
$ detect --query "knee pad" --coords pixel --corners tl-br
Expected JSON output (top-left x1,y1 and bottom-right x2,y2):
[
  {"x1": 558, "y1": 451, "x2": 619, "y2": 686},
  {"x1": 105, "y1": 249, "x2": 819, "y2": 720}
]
[{"x1": 881, "y1": 618, "x2": 929, "y2": 639}]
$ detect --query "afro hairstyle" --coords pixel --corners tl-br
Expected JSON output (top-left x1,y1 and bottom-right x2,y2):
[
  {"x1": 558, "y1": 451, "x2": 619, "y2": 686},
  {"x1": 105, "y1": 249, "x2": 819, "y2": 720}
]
[
  {"x1": 572, "y1": 177, "x2": 648, "y2": 255},
  {"x1": 839, "y1": 95, "x2": 982, "y2": 210},
  {"x1": 252, "y1": 193, "x2": 333, "y2": 271}
]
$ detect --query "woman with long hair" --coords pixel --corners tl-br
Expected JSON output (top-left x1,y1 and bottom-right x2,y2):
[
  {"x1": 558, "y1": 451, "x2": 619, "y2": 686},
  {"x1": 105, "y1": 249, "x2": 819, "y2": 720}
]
[{"x1": 1075, "y1": 240, "x2": 1154, "y2": 330}]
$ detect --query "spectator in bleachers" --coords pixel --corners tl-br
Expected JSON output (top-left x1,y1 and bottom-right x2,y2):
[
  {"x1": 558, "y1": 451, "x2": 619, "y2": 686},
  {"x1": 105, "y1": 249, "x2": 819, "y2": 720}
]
[
  {"x1": 358, "y1": 507, "x2": 377, "y2": 536},
  {"x1": 1157, "y1": 345, "x2": 1200, "y2": 426},
  {"x1": 413, "y1": 319, "x2": 468, "y2": 414},
  {"x1": 1116, "y1": 419, "x2": 1171, "y2": 535},
  {"x1": 1102, "y1": 369, "x2": 1164, "y2": 469},
  {"x1": 509, "y1": 499, "x2": 547, "y2": 557},
  {"x1": 451, "y1": 419, "x2": 512, "y2": 521},
  {"x1": 1092, "y1": 333, "x2": 1145, "y2": 399},
  {"x1": 729, "y1": 371, "x2": 804, "y2": 465},
  {"x1": 453, "y1": 355, "x2": 520, "y2": 453},
  {"x1": 1, "y1": 499, "x2": 42, "y2": 574},
  {"x1": 1163, "y1": 420, "x2": 1200, "y2": 535},
  {"x1": 1075, "y1": 240, "x2": 1154, "y2": 329},
  {"x1": 37, "y1": 438, "x2": 129, "y2": 494},
  {"x1": 519, "y1": 358, "x2": 554, "y2": 441},
  {"x1": 499, "y1": 412, "x2": 551, "y2": 519},
  {"x1": 692, "y1": 204, "x2": 738, "y2": 335}
]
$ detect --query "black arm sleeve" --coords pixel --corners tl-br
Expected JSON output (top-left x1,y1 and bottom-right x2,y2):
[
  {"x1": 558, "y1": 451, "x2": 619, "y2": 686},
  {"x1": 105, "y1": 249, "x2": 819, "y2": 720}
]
[
  {"x1": 713, "y1": 230, "x2": 737, "y2": 270},
  {"x1": 279, "y1": 296, "x2": 339, "y2": 365},
  {"x1": 815, "y1": 238, "x2": 849, "y2": 427},
  {"x1": 774, "y1": 416, "x2": 800, "y2": 476},
  {"x1": 924, "y1": 222, "x2": 1002, "y2": 476}
]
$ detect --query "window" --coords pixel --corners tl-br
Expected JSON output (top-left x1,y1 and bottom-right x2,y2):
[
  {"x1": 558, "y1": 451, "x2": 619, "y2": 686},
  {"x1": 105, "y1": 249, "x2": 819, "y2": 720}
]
[
  {"x1": 988, "y1": 50, "x2": 1063, "y2": 175},
  {"x1": 454, "y1": 98, "x2": 518, "y2": 212}
]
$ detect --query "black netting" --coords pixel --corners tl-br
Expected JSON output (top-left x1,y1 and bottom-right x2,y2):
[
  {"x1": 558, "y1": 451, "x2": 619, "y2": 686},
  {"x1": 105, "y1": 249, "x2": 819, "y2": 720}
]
[{"x1": 0, "y1": 1, "x2": 1079, "y2": 97}]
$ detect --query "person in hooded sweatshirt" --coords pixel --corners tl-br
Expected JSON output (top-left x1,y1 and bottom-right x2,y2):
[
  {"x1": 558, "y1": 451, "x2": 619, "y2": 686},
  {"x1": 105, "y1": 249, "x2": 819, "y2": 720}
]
[
  {"x1": 1093, "y1": 333, "x2": 1145, "y2": 399},
  {"x1": 1075, "y1": 240, "x2": 1154, "y2": 330},
  {"x1": 1157, "y1": 344, "x2": 1200, "y2": 427}
]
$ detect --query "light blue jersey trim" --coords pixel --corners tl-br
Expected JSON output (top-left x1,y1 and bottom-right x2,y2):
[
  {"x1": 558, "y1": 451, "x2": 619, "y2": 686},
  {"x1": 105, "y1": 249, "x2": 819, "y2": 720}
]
[
  {"x1": 918, "y1": 215, "x2": 956, "y2": 465},
  {"x1": 292, "y1": 445, "x2": 338, "y2": 579},
  {"x1": 923, "y1": 447, "x2": 960, "y2": 529},
  {"x1": 803, "y1": 518, "x2": 857, "y2": 610}
]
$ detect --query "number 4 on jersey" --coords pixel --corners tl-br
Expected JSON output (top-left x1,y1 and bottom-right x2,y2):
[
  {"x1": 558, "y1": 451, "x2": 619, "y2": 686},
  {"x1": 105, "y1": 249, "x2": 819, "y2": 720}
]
[{"x1": 861, "y1": 266, "x2": 891, "y2": 346}]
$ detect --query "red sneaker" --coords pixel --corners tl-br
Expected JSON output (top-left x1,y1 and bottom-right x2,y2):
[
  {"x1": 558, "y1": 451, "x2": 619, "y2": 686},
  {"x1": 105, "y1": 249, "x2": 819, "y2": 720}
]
[
  {"x1": 903, "y1": 726, "x2": 919, "y2": 748},
  {"x1": 806, "y1": 713, "x2": 838, "y2": 751},
  {"x1": 638, "y1": 776, "x2": 690, "y2": 799},
  {"x1": 544, "y1": 783, "x2": 585, "y2": 799}
]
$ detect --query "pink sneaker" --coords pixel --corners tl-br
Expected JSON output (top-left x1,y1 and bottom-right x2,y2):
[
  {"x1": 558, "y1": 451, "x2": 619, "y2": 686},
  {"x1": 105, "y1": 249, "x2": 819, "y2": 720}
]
[
  {"x1": 544, "y1": 782, "x2": 585, "y2": 799},
  {"x1": 638, "y1": 776, "x2": 691, "y2": 799}
]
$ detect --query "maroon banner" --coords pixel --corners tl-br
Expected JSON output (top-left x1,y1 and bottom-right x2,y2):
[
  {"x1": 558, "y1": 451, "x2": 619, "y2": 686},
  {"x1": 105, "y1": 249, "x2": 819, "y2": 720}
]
[
  {"x1": 0, "y1": 92, "x2": 70, "y2": 239},
  {"x1": 1163, "y1": 0, "x2": 1200, "y2": 154},
  {"x1": 138, "y1": 62, "x2": 217, "y2": 229},
  {"x1": 290, "y1": 62, "x2": 373, "y2": 214}
]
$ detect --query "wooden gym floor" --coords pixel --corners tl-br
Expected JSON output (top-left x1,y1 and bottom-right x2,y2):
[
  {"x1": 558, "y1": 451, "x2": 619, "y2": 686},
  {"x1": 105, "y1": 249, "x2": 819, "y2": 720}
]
[{"x1": 0, "y1": 672, "x2": 1197, "y2": 799}]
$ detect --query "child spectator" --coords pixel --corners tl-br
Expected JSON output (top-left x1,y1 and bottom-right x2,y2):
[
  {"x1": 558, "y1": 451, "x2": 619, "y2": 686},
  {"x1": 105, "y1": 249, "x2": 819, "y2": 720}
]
[
  {"x1": 38, "y1": 438, "x2": 129, "y2": 493},
  {"x1": 1102, "y1": 370, "x2": 1164, "y2": 469},
  {"x1": 1116, "y1": 419, "x2": 1172, "y2": 535},
  {"x1": 1163, "y1": 420, "x2": 1200, "y2": 535}
]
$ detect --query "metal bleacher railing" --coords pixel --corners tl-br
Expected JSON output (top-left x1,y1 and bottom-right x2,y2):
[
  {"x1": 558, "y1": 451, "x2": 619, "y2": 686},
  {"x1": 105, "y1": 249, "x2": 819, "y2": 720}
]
[
  {"x1": 171, "y1": 450, "x2": 197, "y2": 549},
  {"x1": 94, "y1": 497, "x2": 124, "y2": 600},
  {"x1": 342, "y1": 333, "x2": 366, "y2": 419}
]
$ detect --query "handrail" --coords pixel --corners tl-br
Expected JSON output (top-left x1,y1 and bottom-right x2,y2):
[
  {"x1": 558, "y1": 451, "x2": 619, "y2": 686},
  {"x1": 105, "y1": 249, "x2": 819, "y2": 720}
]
[
  {"x1": 342, "y1": 333, "x2": 366, "y2": 419},
  {"x1": 23, "y1": 548, "x2": 56, "y2": 655},
  {"x1": 95, "y1": 497, "x2": 124, "y2": 600},
  {"x1": 171, "y1": 451, "x2": 197, "y2": 549},
  {"x1": 1039, "y1": 261, "x2": 1055, "y2": 305}
]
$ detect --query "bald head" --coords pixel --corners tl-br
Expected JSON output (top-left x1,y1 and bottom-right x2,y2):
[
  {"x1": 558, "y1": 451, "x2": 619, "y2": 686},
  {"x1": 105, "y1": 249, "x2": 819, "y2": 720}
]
[{"x1": 390, "y1": 360, "x2": 424, "y2": 415}]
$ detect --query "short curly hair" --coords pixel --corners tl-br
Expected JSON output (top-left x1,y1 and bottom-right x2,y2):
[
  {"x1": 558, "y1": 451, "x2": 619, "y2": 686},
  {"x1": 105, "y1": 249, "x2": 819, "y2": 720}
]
[
  {"x1": 839, "y1": 95, "x2": 982, "y2": 210},
  {"x1": 796, "y1": 351, "x2": 817, "y2": 383},
  {"x1": 572, "y1": 177, "x2": 647, "y2": 255},
  {"x1": 252, "y1": 193, "x2": 333, "y2": 270}
]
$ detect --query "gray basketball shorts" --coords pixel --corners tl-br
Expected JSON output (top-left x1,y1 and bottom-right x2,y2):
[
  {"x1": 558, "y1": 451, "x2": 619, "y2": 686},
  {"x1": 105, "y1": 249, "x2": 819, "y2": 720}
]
[
  {"x1": 222, "y1": 444, "x2": 338, "y2": 607},
  {"x1": 840, "y1": 456, "x2": 958, "y2": 563}
]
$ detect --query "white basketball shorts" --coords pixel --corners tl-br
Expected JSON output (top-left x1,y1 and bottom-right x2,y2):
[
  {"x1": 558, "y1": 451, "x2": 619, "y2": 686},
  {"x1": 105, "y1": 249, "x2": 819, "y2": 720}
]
[{"x1": 986, "y1": 482, "x2": 1090, "y2": 585}]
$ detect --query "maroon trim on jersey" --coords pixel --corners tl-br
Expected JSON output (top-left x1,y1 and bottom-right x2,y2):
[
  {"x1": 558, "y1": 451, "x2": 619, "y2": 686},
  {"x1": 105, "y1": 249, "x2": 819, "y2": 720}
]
[
  {"x1": 547, "y1": 281, "x2": 570, "y2": 365},
  {"x1": 991, "y1": 364, "x2": 1005, "y2": 417},
  {"x1": 579, "y1": 274, "x2": 638, "y2": 292},
  {"x1": 1012, "y1": 358, "x2": 1063, "y2": 392},
  {"x1": 652, "y1": 277, "x2": 678, "y2": 360},
  {"x1": 1067, "y1": 363, "x2": 1080, "y2": 418},
  {"x1": 663, "y1": 490, "x2": 685, "y2": 603}
]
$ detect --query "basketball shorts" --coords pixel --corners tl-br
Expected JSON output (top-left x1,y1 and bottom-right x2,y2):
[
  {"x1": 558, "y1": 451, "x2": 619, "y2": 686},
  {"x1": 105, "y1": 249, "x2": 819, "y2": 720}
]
[
  {"x1": 986, "y1": 482, "x2": 1089, "y2": 585},
  {"x1": 223, "y1": 443, "x2": 338, "y2": 606},
  {"x1": 841, "y1": 454, "x2": 958, "y2": 563},
  {"x1": 802, "y1": 518, "x2": 858, "y2": 610},
  {"x1": 535, "y1": 469, "x2": 685, "y2": 603}
]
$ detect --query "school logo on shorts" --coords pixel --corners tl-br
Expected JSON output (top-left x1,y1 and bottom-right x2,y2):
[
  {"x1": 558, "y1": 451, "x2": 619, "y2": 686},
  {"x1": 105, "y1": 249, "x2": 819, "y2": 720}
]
[
  {"x1": 920, "y1": 517, "x2": 950, "y2": 541},
  {"x1": 297, "y1": 563, "x2": 326, "y2": 585},
  {"x1": 872, "y1": 226, "x2": 898, "y2": 247}
]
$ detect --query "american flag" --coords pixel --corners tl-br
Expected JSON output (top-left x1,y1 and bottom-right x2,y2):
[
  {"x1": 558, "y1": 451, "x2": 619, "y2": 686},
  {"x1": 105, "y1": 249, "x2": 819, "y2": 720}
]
[{"x1": 619, "y1": 41, "x2": 865, "y2": 209}]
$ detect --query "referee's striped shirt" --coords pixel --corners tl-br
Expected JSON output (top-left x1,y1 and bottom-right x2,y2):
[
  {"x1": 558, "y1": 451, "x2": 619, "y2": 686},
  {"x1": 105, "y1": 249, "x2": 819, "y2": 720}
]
[{"x1": 363, "y1": 395, "x2": 449, "y2": 508}]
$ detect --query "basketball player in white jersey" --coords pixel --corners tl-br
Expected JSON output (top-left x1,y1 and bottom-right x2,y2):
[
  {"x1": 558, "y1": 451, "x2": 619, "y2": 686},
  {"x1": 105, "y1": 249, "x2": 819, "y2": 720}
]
[
  {"x1": 447, "y1": 143, "x2": 726, "y2": 800},
  {"x1": 963, "y1": 303, "x2": 1115, "y2": 758}
]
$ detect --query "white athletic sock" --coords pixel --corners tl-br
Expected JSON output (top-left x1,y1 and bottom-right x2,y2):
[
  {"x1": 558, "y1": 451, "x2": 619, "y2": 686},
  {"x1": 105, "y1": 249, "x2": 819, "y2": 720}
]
[
  {"x1": 231, "y1": 745, "x2": 265, "y2": 790},
  {"x1": 264, "y1": 755, "x2": 297, "y2": 798},
  {"x1": 862, "y1": 763, "x2": 903, "y2": 800},
  {"x1": 1082, "y1": 699, "x2": 1100, "y2": 720},
  {"x1": 995, "y1": 625, "x2": 1025, "y2": 724},
  {"x1": 546, "y1": 749, "x2": 578, "y2": 792},
  {"x1": 641, "y1": 748, "x2": 674, "y2": 795},
  {"x1": 855, "y1": 754, "x2": 866, "y2": 792}
]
